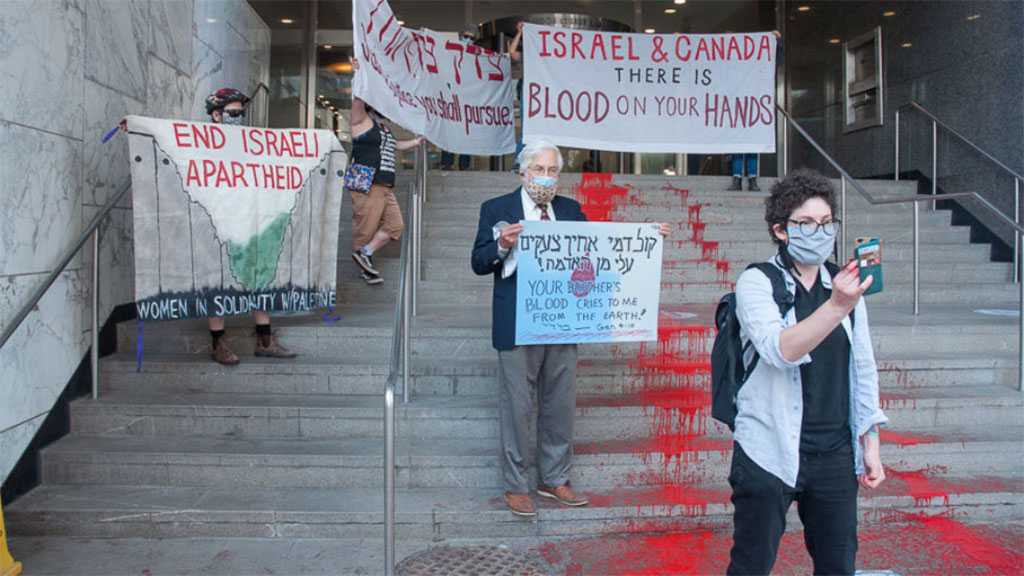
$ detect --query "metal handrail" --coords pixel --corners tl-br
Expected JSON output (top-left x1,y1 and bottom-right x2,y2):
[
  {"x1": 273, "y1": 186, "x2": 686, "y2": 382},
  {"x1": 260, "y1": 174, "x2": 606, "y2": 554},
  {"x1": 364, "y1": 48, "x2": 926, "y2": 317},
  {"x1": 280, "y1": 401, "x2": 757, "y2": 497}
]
[
  {"x1": 383, "y1": 178, "x2": 414, "y2": 576},
  {"x1": 897, "y1": 101, "x2": 1024, "y2": 182},
  {"x1": 896, "y1": 101, "x2": 1024, "y2": 284},
  {"x1": 0, "y1": 182, "x2": 132, "y2": 399},
  {"x1": 778, "y1": 105, "x2": 1023, "y2": 391}
]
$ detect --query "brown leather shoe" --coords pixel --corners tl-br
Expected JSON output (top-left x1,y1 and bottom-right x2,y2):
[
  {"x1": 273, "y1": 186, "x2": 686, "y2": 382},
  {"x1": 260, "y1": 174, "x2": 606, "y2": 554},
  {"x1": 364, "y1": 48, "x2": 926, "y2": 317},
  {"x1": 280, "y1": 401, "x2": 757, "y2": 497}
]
[
  {"x1": 211, "y1": 339, "x2": 240, "y2": 366},
  {"x1": 504, "y1": 492, "x2": 537, "y2": 517},
  {"x1": 254, "y1": 333, "x2": 297, "y2": 359},
  {"x1": 537, "y1": 483, "x2": 589, "y2": 507}
]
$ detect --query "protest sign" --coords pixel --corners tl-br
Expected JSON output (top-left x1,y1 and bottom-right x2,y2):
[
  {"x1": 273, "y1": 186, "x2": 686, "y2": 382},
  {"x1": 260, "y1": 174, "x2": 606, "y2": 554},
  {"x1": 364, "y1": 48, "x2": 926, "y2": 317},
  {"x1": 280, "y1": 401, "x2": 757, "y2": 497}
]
[
  {"x1": 352, "y1": 0, "x2": 516, "y2": 155},
  {"x1": 515, "y1": 221, "x2": 663, "y2": 345},
  {"x1": 125, "y1": 116, "x2": 347, "y2": 321},
  {"x1": 522, "y1": 24, "x2": 777, "y2": 153}
]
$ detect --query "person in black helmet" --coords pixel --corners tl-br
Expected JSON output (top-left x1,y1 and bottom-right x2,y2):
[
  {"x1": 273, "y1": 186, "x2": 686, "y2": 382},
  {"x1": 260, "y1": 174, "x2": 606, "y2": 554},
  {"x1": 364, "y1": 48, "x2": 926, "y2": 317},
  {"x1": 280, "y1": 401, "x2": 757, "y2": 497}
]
[{"x1": 202, "y1": 87, "x2": 297, "y2": 366}]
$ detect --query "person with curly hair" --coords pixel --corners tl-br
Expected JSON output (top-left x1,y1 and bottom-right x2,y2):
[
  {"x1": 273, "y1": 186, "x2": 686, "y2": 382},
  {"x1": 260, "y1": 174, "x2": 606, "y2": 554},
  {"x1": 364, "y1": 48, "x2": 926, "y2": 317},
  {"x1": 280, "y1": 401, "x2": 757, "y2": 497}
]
[{"x1": 728, "y1": 169, "x2": 887, "y2": 575}]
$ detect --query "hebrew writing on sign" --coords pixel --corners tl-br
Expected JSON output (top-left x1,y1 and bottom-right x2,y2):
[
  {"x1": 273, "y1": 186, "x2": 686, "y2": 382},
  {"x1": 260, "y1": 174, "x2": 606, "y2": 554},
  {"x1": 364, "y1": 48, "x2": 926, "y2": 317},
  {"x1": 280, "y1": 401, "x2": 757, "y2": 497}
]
[
  {"x1": 352, "y1": 0, "x2": 516, "y2": 155},
  {"x1": 522, "y1": 24, "x2": 777, "y2": 153},
  {"x1": 515, "y1": 221, "x2": 664, "y2": 345},
  {"x1": 126, "y1": 116, "x2": 348, "y2": 321}
]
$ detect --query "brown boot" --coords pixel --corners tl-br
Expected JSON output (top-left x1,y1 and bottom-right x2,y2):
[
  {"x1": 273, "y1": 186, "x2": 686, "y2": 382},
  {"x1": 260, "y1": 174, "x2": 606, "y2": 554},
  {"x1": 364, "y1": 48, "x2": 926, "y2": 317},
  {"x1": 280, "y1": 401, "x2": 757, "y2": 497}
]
[
  {"x1": 254, "y1": 332, "x2": 297, "y2": 359},
  {"x1": 537, "y1": 483, "x2": 589, "y2": 507},
  {"x1": 211, "y1": 339, "x2": 240, "y2": 366},
  {"x1": 504, "y1": 492, "x2": 537, "y2": 517}
]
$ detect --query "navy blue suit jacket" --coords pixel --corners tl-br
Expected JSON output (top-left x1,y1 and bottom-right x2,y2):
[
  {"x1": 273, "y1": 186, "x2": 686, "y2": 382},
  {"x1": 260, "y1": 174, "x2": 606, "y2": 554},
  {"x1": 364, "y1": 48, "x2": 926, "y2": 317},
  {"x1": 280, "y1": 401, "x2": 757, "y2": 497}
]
[{"x1": 471, "y1": 187, "x2": 588, "y2": 351}]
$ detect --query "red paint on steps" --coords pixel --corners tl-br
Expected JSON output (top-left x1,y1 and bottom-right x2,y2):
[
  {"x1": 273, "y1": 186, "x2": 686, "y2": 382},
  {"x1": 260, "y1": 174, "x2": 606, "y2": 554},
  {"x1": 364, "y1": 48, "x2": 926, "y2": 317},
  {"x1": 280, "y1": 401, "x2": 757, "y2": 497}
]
[
  {"x1": 574, "y1": 173, "x2": 632, "y2": 222},
  {"x1": 880, "y1": 429, "x2": 940, "y2": 447}
]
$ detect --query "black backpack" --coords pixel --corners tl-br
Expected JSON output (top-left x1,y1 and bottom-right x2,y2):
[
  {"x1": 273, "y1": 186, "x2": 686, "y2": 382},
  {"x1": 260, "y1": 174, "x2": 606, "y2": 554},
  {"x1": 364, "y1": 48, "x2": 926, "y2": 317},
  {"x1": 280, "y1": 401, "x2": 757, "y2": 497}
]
[{"x1": 711, "y1": 261, "x2": 849, "y2": 431}]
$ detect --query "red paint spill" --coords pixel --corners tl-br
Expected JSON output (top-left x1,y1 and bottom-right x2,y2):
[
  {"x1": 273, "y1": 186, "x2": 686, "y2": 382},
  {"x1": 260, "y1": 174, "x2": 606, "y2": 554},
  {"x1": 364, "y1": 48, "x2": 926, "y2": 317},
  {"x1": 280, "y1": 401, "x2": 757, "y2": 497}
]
[
  {"x1": 574, "y1": 173, "x2": 632, "y2": 222},
  {"x1": 880, "y1": 429, "x2": 940, "y2": 447}
]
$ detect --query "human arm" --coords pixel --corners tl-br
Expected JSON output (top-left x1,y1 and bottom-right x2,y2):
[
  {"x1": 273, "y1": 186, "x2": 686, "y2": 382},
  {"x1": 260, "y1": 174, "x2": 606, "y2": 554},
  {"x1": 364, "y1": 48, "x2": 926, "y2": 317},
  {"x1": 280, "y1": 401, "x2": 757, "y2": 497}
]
[
  {"x1": 508, "y1": 22, "x2": 524, "y2": 62},
  {"x1": 471, "y1": 202, "x2": 521, "y2": 275},
  {"x1": 395, "y1": 136, "x2": 425, "y2": 151}
]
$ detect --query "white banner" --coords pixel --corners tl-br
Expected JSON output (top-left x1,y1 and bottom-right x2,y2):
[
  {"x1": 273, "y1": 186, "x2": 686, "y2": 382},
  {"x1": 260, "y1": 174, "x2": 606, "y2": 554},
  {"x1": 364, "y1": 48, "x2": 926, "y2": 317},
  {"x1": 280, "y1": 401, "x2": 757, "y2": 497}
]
[
  {"x1": 352, "y1": 0, "x2": 516, "y2": 155},
  {"x1": 126, "y1": 116, "x2": 347, "y2": 320},
  {"x1": 522, "y1": 24, "x2": 777, "y2": 154}
]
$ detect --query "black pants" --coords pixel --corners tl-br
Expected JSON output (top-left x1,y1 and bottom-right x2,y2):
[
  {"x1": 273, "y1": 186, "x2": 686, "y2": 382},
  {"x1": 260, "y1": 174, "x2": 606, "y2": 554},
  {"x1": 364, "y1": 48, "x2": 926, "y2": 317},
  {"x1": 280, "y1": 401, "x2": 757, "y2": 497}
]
[{"x1": 727, "y1": 442, "x2": 859, "y2": 576}]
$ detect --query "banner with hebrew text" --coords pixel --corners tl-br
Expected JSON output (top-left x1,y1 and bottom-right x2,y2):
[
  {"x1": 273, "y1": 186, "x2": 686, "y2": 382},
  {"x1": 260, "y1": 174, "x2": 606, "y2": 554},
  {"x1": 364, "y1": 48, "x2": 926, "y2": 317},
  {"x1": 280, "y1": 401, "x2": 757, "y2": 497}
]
[
  {"x1": 515, "y1": 221, "x2": 663, "y2": 345},
  {"x1": 352, "y1": 0, "x2": 516, "y2": 155},
  {"x1": 126, "y1": 116, "x2": 347, "y2": 320}
]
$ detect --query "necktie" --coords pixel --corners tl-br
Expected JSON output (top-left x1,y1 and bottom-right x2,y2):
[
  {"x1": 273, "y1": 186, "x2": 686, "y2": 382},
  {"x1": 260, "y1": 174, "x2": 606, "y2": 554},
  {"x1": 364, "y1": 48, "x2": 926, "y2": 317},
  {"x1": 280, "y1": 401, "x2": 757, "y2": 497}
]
[{"x1": 538, "y1": 204, "x2": 550, "y2": 221}]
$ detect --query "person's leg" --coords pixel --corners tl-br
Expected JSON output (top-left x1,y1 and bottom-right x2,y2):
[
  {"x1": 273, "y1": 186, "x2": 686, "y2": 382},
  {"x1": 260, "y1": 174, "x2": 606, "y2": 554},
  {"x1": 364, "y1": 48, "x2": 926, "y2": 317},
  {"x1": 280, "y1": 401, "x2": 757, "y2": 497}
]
[
  {"x1": 747, "y1": 154, "x2": 760, "y2": 191},
  {"x1": 351, "y1": 187, "x2": 387, "y2": 275},
  {"x1": 441, "y1": 150, "x2": 454, "y2": 171},
  {"x1": 253, "y1": 310, "x2": 296, "y2": 358},
  {"x1": 497, "y1": 347, "x2": 542, "y2": 496},
  {"x1": 726, "y1": 442, "x2": 794, "y2": 575},
  {"x1": 375, "y1": 186, "x2": 405, "y2": 252},
  {"x1": 536, "y1": 344, "x2": 583, "y2": 504},
  {"x1": 728, "y1": 155, "x2": 744, "y2": 191},
  {"x1": 458, "y1": 154, "x2": 471, "y2": 171},
  {"x1": 208, "y1": 316, "x2": 238, "y2": 365},
  {"x1": 796, "y1": 448, "x2": 859, "y2": 576}
]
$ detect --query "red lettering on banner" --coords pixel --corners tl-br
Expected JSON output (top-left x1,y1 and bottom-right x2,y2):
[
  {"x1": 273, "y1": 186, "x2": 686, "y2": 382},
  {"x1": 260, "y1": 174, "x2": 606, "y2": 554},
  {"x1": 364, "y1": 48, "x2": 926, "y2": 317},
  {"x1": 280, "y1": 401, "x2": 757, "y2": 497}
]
[
  {"x1": 445, "y1": 40, "x2": 466, "y2": 84},
  {"x1": 231, "y1": 161, "x2": 247, "y2": 186},
  {"x1": 610, "y1": 35, "x2": 625, "y2": 61},
  {"x1": 758, "y1": 35, "x2": 772, "y2": 61},
  {"x1": 552, "y1": 31, "x2": 567, "y2": 58},
  {"x1": 675, "y1": 36, "x2": 691, "y2": 61},
  {"x1": 570, "y1": 32, "x2": 584, "y2": 59},
  {"x1": 590, "y1": 33, "x2": 608, "y2": 60},
  {"x1": 538, "y1": 30, "x2": 552, "y2": 57},
  {"x1": 627, "y1": 36, "x2": 639, "y2": 60},
  {"x1": 185, "y1": 158, "x2": 200, "y2": 185},
  {"x1": 727, "y1": 36, "x2": 741, "y2": 60},
  {"x1": 173, "y1": 123, "x2": 191, "y2": 147}
]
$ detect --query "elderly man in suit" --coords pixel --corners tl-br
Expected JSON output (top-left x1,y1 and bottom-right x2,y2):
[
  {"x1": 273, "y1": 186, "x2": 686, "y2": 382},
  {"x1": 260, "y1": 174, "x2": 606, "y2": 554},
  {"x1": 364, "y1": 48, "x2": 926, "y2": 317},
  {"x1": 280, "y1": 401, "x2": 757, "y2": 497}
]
[
  {"x1": 471, "y1": 139, "x2": 589, "y2": 517},
  {"x1": 471, "y1": 140, "x2": 671, "y2": 517}
]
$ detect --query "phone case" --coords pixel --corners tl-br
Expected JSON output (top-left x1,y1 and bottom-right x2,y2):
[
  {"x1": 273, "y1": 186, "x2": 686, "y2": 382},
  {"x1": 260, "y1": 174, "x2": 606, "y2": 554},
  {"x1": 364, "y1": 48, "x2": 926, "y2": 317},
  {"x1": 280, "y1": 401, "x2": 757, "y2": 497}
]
[{"x1": 855, "y1": 237, "x2": 883, "y2": 295}]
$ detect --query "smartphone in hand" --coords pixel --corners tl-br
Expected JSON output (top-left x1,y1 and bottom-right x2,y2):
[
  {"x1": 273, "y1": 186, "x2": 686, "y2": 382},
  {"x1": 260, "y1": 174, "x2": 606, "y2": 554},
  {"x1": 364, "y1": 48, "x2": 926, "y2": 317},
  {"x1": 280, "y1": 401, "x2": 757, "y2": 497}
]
[{"x1": 854, "y1": 237, "x2": 883, "y2": 295}]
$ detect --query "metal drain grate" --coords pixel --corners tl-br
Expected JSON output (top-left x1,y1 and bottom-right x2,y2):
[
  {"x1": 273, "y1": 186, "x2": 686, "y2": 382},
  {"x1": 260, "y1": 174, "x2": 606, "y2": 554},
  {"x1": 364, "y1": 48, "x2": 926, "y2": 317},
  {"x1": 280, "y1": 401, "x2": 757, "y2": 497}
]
[{"x1": 397, "y1": 545, "x2": 549, "y2": 576}]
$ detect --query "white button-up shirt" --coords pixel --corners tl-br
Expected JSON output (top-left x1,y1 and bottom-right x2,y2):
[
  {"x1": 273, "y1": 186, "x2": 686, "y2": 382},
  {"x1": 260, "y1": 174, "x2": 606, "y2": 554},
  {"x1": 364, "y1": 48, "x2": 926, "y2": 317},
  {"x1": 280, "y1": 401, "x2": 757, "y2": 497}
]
[{"x1": 496, "y1": 188, "x2": 557, "y2": 278}]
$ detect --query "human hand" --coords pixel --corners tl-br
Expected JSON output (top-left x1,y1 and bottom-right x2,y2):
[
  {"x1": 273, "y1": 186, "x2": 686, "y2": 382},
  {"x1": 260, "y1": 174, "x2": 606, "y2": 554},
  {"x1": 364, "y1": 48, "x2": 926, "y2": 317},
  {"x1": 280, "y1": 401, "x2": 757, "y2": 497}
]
[
  {"x1": 658, "y1": 223, "x2": 671, "y2": 237},
  {"x1": 350, "y1": 57, "x2": 360, "y2": 72},
  {"x1": 517, "y1": 21, "x2": 525, "y2": 32},
  {"x1": 499, "y1": 223, "x2": 524, "y2": 250},
  {"x1": 829, "y1": 260, "x2": 872, "y2": 313},
  {"x1": 859, "y1": 431, "x2": 885, "y2": 489}
]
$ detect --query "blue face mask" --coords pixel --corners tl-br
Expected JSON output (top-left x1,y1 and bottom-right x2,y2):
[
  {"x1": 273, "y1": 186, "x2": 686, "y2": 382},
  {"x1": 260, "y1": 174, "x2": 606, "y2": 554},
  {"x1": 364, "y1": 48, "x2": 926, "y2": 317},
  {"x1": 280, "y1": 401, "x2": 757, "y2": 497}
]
[
  {"x1": 786, "y1": 225, "x2": 835, "y2": 266},
  {"x1": 531, "y1": 175, "x2": 557, "y2": 188},
  {"x1": 221, "y1": 113, "x2": 246, "y2": 126}
]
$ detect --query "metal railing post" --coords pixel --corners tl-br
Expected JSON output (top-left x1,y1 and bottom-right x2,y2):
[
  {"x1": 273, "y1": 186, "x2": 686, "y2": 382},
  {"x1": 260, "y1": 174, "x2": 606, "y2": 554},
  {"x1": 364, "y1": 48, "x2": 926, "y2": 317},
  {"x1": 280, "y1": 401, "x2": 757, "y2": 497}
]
[
  {"x1": 412, "y1": 184, "x2": 420, "y2": 317},
  {"x1": 894, "y1": 109, "x2": 900, "y2": 181},
  {"x1": 913, "y1": 200, "x2": 920, "y2": 316},
  {"x1": 383, "y1": 379, "x2": 396, "y2": 575},
  {"x1": 840, "y1": 177, "x2": 848, "y2": 260},
  {"x1": 91, "y1": 228, "x2": 100, "y2": 400},
  {"x1": 782, "y1": 115, "x2": 789, "y2": 176},
  {"x1": 931, "y1": 120, "x2": 938, "y2": 211},
  {"x1": 1019, "y1": 232, "x2": 1023, "y2": 392},
  {"x1": 402, "y1": 240, "x2": 412, "y2": 405},
  {"x1": 419, "y1": 142, "x2": 428, "y2": 203},
  {"x1": 1015, "y1": 178, "x2": 1020, "y2": 285}
]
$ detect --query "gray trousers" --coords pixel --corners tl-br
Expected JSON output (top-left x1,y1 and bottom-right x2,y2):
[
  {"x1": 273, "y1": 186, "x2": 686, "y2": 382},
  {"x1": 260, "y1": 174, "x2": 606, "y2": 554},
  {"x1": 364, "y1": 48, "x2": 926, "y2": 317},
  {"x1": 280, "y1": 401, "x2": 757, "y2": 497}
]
[{"x1": 496, "y1": 344, "x2": 578, "y2": 493}]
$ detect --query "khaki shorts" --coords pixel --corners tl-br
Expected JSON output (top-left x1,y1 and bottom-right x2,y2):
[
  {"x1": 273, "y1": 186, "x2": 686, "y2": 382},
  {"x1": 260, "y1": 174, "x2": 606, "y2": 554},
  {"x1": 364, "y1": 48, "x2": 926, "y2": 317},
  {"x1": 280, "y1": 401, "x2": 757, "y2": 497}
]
[{"x1": 350, "y1": 184, "x2": 405, "y2": 250}]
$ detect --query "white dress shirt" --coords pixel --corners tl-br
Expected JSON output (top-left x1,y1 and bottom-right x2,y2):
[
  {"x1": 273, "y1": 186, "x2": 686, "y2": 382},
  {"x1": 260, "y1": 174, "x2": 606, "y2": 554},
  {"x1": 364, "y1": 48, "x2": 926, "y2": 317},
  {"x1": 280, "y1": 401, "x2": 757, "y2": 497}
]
[{"x1": 496, "y1": 188, "x2": 557, "y2": 278}]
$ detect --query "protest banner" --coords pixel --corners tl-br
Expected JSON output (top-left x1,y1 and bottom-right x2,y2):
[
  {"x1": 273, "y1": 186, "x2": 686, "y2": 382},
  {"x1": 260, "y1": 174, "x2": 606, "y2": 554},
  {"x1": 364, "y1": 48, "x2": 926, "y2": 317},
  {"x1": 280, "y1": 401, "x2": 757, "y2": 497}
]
[
  {"x1": 522, "y1": 24, "x2": 777, "y2": 153},
  {"x1": 515, "y1": 221, "x2": 663, "y2": 345},
  {"x1": 125, "y1": 116, "x2": 348, "y2": 321},
  {"x1": 352, "y1": 0, "x2": 516, "y2": 155}
]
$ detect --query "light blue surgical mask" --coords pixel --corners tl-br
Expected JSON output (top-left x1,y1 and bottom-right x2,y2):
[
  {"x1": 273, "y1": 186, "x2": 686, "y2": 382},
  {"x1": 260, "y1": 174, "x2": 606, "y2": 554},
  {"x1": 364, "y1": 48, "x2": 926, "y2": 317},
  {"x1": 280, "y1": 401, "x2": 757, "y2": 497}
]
[
  {"x1": 785, "y1": 225, "x2": 835, "y2": 266},
  {"x1": 532, "y1": 175, "x2": 557, "y2": 188},
  {"x1": 222, "y1": 113, "x2": 246, "y2": 126}
]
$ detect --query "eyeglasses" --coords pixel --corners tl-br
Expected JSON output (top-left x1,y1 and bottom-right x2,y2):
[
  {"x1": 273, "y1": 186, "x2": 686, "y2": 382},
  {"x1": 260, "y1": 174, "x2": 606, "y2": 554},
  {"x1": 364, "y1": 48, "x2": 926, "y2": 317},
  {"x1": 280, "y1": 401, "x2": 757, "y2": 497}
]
[
  {"x1": 224, "y1": 109, "x2": 246, "y2": 117},
  {"x1": 527, "y1": 165, "x2": 560, "y2": 177},
  {"x1": 787, "y1": 218, "x2": 840, "y2": 236}
]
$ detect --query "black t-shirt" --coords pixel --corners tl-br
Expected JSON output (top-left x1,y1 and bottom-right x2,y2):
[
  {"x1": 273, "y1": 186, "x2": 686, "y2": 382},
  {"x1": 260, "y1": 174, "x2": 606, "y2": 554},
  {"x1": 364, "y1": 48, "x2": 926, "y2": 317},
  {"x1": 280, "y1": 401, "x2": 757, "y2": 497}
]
[
  {"x1": 351, "y1": 119, "x2": 396, "y2": 187},
  {"x1": 794, "y1": 271, "x2": 852, "y2": 454}
]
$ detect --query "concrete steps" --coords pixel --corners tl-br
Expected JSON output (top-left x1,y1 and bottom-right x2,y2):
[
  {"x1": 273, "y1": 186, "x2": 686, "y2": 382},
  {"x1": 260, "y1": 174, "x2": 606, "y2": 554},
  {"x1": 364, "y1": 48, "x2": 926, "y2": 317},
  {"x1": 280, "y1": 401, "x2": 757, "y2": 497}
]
[{"x1": 8, "y1": 172, "x2": 1022, "y2": 574}]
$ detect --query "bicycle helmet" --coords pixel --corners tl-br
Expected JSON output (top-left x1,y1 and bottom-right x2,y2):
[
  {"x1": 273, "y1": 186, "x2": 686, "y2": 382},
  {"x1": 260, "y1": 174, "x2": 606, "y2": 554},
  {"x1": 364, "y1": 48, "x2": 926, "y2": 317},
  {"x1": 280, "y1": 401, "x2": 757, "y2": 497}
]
[{"x1": 205, "y1": 87, "x2": 250, "y2": 115}]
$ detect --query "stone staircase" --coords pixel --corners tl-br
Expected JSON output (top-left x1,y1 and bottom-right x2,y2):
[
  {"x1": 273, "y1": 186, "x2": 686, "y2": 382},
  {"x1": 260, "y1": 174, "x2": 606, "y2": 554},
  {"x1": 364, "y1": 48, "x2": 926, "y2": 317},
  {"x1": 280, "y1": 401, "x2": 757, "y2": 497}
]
[{"x1": 7, "y1": 172, "x2": 1024, "y2": 575}]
